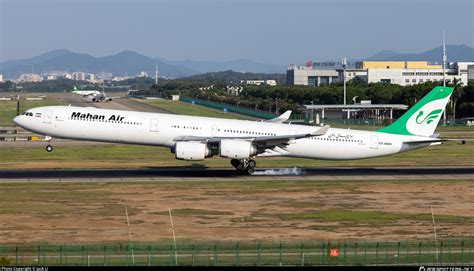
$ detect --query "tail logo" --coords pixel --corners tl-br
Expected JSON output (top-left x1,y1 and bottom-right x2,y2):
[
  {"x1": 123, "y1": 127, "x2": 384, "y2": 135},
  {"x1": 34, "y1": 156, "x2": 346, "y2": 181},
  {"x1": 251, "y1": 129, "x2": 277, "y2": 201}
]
[{"x1": 415, "y1": 109, "x2": 443, "y2": 125}]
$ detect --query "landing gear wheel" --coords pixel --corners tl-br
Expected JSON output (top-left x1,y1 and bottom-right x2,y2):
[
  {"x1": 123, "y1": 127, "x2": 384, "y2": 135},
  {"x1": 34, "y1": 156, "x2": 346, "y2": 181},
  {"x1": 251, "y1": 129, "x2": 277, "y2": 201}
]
[
  {"x1": 248, "y1": 159, "x2": 256, "y2": 168},
  {"x1": 46, "y1": 145, "x2": 53, "y2": 152},
  {"x1": 246, "y1": 167, "x2": 255, "y2": 175},
  {"x1": 231, "y1": 159, "x2": 240, "y2": 168}
]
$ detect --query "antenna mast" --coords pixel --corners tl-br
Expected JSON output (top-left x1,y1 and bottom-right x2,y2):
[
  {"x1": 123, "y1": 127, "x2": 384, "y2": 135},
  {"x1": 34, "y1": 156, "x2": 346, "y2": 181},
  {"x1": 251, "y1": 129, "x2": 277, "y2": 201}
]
[{"x1": 442, "y1": 30, "x2": 447, "y2": 125}]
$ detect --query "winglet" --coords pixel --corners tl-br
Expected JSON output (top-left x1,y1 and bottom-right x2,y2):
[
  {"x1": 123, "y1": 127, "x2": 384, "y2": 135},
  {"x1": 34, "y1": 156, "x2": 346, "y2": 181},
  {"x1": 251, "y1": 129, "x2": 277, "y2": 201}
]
[
  {"x1": 311, "y1": 125, "x2": 330, "y2": 136},
  {"x1": 265, "y1": 110, "x2": 292, "y2": 123}
]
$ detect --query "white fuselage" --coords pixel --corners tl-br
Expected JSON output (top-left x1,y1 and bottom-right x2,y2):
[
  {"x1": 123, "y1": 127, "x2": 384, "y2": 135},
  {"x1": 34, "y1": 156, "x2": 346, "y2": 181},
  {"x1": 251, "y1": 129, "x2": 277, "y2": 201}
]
[
  {"x1": 73, "y1": 90, "x2": 101, "y2": 96},
  {"x1": 14, "y1": 106, "x2": 436, "y2": 160}
]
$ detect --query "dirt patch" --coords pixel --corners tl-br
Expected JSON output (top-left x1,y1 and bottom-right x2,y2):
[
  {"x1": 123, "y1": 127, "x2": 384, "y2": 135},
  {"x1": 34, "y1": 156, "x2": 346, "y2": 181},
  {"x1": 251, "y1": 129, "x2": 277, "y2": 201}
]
[{"x1": 0, "y1": 180, "x2": 472, "y2": 244}]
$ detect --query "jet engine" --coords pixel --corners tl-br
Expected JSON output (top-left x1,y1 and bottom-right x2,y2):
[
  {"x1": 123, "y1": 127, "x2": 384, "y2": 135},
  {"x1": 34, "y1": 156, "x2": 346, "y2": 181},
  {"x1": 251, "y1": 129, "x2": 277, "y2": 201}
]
[
  {"x1": 173, "y1": 141, "x2": 211, "y2": 161},
  {"x1": 219, "y1": 139, "x2": 257, "y2": 159}
]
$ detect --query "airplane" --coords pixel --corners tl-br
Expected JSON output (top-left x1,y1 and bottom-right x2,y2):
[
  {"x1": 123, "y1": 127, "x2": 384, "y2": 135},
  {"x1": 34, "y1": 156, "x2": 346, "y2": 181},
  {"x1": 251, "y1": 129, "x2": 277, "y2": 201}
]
[
  {"x1": 14, "y1": 86, "x2": 454, "y2": 174},
  {"x1": 70, "y1": 86, "x2": 123, "y2": 102},
  {"x1": 71, "y1": 86, "x2": 101, "y2": 98}
]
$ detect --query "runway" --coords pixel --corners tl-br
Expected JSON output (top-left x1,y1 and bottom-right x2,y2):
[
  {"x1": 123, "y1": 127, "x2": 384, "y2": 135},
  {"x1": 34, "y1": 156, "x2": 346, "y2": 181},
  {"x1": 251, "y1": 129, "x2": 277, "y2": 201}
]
[
  {"x1": 59, "y1": 93, "x2": 171, "y2": 113},
  {"x1": 0, "y1": 166, "x2": 472, "y2": 182}
]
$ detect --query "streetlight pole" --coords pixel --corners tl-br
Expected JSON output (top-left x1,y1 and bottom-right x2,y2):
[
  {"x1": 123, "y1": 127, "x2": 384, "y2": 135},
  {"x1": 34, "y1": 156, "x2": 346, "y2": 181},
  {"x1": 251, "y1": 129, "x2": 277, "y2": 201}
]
[{"x1": 342, "y1": 58, "x2": 347, "y2": 106}]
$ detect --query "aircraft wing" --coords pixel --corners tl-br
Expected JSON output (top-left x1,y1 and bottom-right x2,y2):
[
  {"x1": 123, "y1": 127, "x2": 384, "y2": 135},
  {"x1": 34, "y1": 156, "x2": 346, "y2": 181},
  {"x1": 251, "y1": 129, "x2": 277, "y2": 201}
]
[{"x1": 173, "y1": 125, "x2": 330, "y2": 149}]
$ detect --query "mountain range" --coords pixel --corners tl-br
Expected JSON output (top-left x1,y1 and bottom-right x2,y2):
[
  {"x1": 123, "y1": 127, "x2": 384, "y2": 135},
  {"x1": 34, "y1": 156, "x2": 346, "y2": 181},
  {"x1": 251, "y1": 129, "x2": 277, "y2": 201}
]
[
  {"x1": 1, "y1": 45, "x2": 473, "y2": 79},
  {"x1": 366, "y1": 44, "x2": 474, "y2": 63}
]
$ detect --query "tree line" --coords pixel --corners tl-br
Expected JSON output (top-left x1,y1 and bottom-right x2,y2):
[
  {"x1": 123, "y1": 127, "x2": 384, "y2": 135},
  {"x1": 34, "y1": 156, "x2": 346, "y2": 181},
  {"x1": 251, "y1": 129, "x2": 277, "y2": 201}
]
[{"x1": 145, "y1": 80, "x2": 474, "y2": 119}]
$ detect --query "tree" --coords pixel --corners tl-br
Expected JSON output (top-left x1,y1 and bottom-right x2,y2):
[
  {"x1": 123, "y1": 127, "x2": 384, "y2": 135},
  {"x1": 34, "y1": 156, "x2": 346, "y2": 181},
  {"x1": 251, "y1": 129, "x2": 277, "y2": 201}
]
[{"x1": 451, "y1": 77, "x2": 464, "y2": 119}]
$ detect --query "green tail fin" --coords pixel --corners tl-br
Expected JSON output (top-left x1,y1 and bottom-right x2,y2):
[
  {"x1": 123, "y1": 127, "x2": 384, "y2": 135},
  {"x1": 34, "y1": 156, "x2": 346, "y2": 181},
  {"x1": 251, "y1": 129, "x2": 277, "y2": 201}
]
[{"x1": 377, "y1": 86, "x2": 454, "y2": 137}]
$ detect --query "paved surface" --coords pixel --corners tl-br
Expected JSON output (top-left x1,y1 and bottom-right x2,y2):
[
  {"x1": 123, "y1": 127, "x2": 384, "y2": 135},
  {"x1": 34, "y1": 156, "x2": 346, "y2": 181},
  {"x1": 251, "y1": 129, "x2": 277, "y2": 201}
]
[
  {"x1": 60, "y1": 93, "x2": 171, "y2": 113},
  {"x1": 0, "y1": 166, "x2": 472, "y2": 182}
]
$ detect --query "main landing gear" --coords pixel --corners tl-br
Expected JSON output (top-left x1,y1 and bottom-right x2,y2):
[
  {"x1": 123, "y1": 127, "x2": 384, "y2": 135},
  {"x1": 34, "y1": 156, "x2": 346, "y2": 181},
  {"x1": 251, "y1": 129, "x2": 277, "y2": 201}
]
[
  {"x1": 231, "y1": 159, "x2": 257, "y2": 174},
  {"x1": 45, "y1": 136, "x2": 54, "y2": 152}
]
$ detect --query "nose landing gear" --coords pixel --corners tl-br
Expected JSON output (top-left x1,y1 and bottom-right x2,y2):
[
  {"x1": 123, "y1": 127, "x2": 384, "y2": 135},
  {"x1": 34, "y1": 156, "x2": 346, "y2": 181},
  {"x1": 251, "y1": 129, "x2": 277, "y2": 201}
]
[
  {"x1": 231, "y1": 159, "x2": 257, "y2": 174},
  {"x1": 45, "y1": 136, "x2": 54, "y2": 152},
  {"x1": 46, "y1": 145, "x2": 54, "y2": 152}
]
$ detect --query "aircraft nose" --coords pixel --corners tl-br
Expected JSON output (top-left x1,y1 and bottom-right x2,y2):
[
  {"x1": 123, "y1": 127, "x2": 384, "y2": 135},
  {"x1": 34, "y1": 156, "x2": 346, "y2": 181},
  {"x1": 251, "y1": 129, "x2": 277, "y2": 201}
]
[{"x1": 13, "y1": 115, "x2": 22, "y2": 126}]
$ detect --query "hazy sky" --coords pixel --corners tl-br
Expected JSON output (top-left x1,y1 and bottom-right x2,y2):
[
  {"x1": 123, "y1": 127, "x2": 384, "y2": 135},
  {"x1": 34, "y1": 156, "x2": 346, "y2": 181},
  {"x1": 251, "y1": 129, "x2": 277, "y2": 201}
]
[{"x1": 1, "y1": 0, "x2": 473, "y2": 64}]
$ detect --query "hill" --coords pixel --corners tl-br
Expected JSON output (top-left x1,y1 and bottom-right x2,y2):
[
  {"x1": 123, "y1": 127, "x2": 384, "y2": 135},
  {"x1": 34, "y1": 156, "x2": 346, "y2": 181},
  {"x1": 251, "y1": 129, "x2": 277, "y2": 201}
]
[
  {"x1": 156, "y1": 57, "x2": 285, "y2": 74},
  {"x1": 367, "y1": 44, "x2": 474, "y2": 63},
  {"x1": 0, "y1": 50, "x2": 197, "y2": 79},
  {"x1": 177, "y1": 70, "x2": 285, "y2": 84}
]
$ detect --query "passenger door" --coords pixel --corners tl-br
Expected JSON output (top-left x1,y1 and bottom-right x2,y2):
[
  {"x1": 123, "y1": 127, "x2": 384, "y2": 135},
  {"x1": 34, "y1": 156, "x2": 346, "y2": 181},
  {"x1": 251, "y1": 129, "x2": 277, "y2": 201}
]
[
  {"x1": 370, "y1": 136, "x2": 378, "y2": 149},
  {"x1": 150, "y1": 118, "x2": 159, "y2": 132},
  {"x1": 43, "y1": 110, "x2": 52, "y2": 124}
]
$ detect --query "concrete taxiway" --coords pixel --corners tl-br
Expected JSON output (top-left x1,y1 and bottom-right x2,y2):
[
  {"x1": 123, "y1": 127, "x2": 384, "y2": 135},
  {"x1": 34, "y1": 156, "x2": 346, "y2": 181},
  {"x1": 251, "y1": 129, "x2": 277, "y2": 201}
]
[{"x1": 0, "y1": 166, "x2": 472, "y2": 182}]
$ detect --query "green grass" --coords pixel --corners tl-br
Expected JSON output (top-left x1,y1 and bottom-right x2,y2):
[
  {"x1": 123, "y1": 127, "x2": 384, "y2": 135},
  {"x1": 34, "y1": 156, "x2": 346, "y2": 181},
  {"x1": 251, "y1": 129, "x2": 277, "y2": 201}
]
[
  {"x1": 278, "y1": 210, "x2": 471, "y2": 225},
  {"x1": 2, "y1": 139, "x2": 472, "y2": 169},
  {"x1": 0, "y1": 99, "x2": 66, "y2": 126},
  {"x1": 136, "y1": 98, "x2": 254, "y2": 120},
  {"x1": 151, "y1": 208, "x2": 234, "y2": 217}
]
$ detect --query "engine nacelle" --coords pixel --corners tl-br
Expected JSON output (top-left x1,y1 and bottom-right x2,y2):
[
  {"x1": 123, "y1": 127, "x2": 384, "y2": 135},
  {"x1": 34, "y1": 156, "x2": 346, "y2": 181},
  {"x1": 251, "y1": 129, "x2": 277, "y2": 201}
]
[
  {"x1": 219, "y1": 139, "x2": 257, "y2": 159},
  {"x1": 173, "y1": 142, "x2": 211, "y2": 161}
]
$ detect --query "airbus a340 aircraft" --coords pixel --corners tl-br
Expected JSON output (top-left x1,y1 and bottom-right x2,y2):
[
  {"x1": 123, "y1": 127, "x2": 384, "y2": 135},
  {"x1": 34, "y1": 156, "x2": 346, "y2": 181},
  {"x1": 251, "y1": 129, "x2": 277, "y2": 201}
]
[
  {"x1": 14, "y1": 86, "x2": 453, "y2": 174},
  {"x1": 71, "y1": 86, "x2": 122, "y2": 102}
]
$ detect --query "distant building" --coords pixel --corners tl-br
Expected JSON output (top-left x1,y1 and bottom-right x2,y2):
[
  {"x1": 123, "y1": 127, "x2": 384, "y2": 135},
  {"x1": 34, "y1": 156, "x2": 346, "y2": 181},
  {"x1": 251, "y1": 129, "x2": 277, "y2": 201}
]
[
  {"x1": 0, "y1": 74, "x2": 3, "y2": 82},
  {"x1": 287, "y1": 67, "x2": 340, "y2": 86},
  {"x1": 265, "y1": 80, "x2": 277, "y2": 86},
  {"x1": 72, "y1": 72, "x2": 87, "y2": 81},
  {"x1": 87, "y1": 74, "x2": 95, "y2": 82},
  {"x1": 469, "y1": 65, "x2": 474, "y2": 81},
  {"x1": 112, "y1": 76, "x2": 132, "y2": 81},
  {"x1": 19, "y1": 73, "x2": 42, "y2": 82},
  {"x1": 287, "y1": 60, "x2": 474, "y2": 86},
  {"x1": 138, "y1": 71, "x2": 148, "y2": 77},
  {"x1": 241, "y1": 80, "x2": 277, "y2": 86},
  {"x1": 97, "y1": 72, "x2": 113, "y2": 81}
]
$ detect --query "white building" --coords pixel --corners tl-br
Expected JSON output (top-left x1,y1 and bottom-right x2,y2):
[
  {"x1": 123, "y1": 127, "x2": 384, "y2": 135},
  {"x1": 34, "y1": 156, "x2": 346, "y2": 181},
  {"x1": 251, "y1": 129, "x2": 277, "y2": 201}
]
[
  {"x1": 367, "y1": 62, "x2": 474, "y2": 86},
  {"x1": 138, "y1": 71, "x2": 148, "y2": 77},
  {"x1": 97, "y1": 72, "x2": 113, "y2": 81},
  {"x1": 265, "y1": 80, "x2": 277, "y2": 86},
  {"x1": 0, "y1": 74, "x2": 3, "y2": 82},
  {"x1": 241, "y1": 80, "x2": 278, "y2": 86},
  {"x1": 87, "y1": 74, "x2": 96, "y2": 82},
  {"x1": 288, "y1": 61, "x2": 474, "y2": 86},
  {"x1": 72, "y1": 72, "x2": 87, "y2": 81},
  {"x1": 112, "y1": 76, "x2": 132, "y2": 82},
  {"x1": 469, "y1": 65, "x2": 474, "y2": 81},
  {"x1": 19, "y1": 73, "x2": 42, "y2": 82}
]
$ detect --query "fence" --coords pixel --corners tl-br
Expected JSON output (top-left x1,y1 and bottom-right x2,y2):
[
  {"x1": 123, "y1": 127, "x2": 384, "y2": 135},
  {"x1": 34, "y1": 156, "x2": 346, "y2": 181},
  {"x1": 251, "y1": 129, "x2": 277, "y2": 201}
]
[
  {"x1": 1, "y1": 240, "x2": 472, "y2": 266},
  {"x1": 180, "y1": 97, "x2": 279, "y2": 120}
]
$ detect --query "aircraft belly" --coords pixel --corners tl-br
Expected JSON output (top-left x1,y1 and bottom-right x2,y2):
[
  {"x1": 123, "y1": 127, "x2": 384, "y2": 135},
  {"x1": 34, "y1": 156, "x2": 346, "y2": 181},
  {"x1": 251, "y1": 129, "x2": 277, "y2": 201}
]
[{"x1": 286, "y1": 138, "x2": 399, "y2": 160}]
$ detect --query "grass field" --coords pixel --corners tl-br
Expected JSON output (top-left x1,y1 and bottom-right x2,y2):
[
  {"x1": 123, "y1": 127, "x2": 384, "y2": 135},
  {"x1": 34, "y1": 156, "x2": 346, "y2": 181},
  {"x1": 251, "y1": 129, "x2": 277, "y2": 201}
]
[
  {"x1": 1, "y1": 140, "x2": 473, "y2": 169},
  {"x1": 0, "y1": 99, "x2": 66, "y2": 126},
  {"x1": 0, "y1": 179, "x2": 472, "y2": 244},
  {"x1": 136, "y1": 98, "x2": 255, "y2": 120}
]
